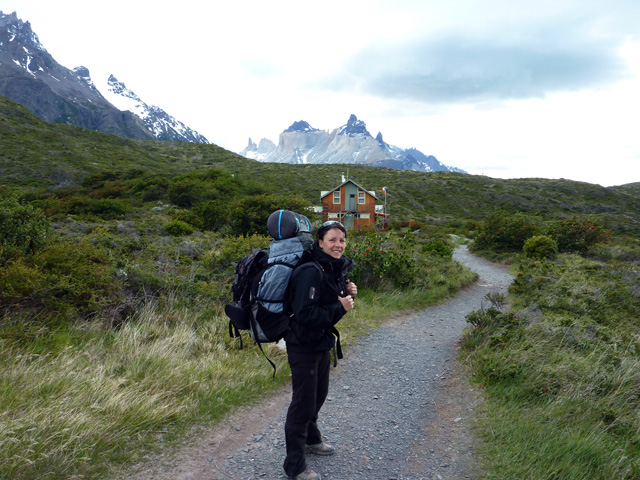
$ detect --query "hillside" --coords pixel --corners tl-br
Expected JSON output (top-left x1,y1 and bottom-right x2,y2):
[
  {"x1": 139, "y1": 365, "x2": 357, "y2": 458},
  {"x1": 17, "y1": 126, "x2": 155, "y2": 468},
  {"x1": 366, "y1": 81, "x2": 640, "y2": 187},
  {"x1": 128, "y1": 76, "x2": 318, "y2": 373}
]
[{"x1": 1, "y1": 94, "x2": 639, "y2": 233}]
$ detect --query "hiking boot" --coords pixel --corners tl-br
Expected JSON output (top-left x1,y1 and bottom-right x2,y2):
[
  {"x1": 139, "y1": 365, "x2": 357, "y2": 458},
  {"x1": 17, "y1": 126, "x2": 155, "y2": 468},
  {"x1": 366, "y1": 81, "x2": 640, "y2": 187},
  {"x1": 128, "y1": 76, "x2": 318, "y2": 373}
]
[
  {"x1": 305, "y1": 442, "x2": 335, "y2": 455},
  {"x1": 289, "y1": 467, "x2": 321, "y2": 479}
]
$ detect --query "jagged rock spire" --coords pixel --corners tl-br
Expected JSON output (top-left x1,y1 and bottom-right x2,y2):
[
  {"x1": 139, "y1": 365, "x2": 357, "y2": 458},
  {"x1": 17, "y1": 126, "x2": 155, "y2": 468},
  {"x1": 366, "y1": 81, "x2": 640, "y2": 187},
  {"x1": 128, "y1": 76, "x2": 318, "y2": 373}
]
[
  {"x1": 341, "y1": 114, "x2": 371, "y2": 136},
  {"x1": 284, "y1": 120, "x2": 318, "y2": 133}
]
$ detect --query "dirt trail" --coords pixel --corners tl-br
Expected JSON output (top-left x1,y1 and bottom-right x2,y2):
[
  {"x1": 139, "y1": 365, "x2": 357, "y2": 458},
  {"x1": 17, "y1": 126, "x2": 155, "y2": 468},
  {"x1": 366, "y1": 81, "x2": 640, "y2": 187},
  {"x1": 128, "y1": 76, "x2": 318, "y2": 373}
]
[{"x1": 110, "y1": 246, "x2": 513, "y2": 480}]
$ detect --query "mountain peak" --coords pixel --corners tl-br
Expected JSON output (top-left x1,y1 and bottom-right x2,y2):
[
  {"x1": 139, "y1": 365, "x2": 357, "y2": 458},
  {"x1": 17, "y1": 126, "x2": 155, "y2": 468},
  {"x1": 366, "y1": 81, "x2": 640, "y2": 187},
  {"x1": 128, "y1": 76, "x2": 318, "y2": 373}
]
[
  {"x1": 107, "y1": 75, "x2": 141, "y2": 102},
  {"x1": 340, "y1": 114, "x2": 371, "y2": 137},
  {"x1": 0, "y1": 11, "x2": 44, "y2": 51},
  {"x1": 102, "y1": 74, "x2": 209, "y2": 143},
  {"x1": 0, "y1": 11, "x2": 209, "y2": 144},
  {"x1": 284, "y1": 120, "x2": 318, "y2": 133},
  {"x1": 239, "y1": 115, "x2": 466, "y2": 174}
]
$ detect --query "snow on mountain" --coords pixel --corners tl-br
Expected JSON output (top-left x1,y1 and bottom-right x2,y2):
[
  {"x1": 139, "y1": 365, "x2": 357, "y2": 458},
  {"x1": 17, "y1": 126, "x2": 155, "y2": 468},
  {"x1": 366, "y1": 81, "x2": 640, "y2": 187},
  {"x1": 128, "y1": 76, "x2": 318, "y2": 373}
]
[
  {"x1": 241, "y1": 115, "x2": 466, "y2": 174},
  {"x1": 101, "y1": 75, "x2": 209, "y2": 144},
  {"x1": 0, "y1": 11, "x2": 208, "y2": 144}
]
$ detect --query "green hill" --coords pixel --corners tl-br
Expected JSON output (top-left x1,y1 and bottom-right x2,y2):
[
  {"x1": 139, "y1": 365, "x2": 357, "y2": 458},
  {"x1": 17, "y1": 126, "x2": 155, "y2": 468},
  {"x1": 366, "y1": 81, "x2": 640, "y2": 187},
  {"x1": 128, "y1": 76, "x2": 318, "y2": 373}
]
[{"x1": 1, "y1": 93, "x2": 639, "y2": 234}]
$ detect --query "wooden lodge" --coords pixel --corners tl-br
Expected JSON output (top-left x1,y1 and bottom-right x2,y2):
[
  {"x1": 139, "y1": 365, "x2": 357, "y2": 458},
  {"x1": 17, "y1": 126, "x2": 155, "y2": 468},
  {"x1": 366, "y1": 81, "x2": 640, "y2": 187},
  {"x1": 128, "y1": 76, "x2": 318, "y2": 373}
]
[{"x1": 320, "y1": 179, "x2": 385, "y2": 231}]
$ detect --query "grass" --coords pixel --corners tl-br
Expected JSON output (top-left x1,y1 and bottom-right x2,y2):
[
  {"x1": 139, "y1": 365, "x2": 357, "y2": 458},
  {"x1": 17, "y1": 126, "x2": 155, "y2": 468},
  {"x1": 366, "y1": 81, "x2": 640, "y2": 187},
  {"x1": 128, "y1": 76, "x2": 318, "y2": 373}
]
[
  {"x1": 0, "y1": 296, "x2": 290, "y2": 479},
  {"x1": 461, "y1": 238, "x2": 640, "y2": 479}
]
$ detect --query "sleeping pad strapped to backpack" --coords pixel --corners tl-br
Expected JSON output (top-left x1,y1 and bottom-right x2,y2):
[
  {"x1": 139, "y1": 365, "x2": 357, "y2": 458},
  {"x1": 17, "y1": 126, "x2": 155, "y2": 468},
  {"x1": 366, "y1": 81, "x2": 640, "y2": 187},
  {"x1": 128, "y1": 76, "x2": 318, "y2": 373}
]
[{"x1": 224, "y1": 209, "x2": 314, "y2": 376}]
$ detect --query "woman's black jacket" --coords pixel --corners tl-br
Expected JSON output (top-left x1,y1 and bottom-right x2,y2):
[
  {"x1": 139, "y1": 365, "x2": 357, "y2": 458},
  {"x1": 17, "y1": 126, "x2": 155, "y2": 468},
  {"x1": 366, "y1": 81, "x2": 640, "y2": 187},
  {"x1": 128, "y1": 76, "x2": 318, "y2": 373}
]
[{"x1": 284, "y1": 243, "x2": 355, "y2": 354}]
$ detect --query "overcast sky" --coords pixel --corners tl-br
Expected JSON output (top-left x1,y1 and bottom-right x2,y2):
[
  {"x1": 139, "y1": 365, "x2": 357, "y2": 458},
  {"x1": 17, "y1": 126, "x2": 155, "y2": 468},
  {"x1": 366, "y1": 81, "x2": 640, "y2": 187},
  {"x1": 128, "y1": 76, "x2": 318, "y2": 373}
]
[{"x1": 4, "y1": 0, "x2": 640, "y2": 186}]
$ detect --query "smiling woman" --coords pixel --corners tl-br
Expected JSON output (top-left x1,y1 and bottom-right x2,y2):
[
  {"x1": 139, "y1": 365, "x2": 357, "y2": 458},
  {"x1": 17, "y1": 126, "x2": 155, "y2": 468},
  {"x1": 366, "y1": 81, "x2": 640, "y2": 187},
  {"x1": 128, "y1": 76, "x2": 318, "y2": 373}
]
[
  {"x1": 281, "y1": 220, "x2": 357, "y2": 479},
  {"x1": 317, "y1": 221, "x2": 347, "y2": 260}
]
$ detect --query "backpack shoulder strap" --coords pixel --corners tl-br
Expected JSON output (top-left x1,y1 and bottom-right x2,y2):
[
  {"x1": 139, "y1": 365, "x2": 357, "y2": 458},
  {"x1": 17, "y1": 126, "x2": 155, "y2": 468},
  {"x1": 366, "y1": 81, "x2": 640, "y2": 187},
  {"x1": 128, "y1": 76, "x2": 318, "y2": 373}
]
[{"x1": 291, "y1": 259, "x2": 323, "y2": 281}]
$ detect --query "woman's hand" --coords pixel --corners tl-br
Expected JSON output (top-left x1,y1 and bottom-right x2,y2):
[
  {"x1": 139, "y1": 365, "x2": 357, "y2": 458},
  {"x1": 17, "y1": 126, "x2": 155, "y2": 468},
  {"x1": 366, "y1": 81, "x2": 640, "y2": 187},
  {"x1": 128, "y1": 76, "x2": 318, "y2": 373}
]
[
  {"x1": 338, "y1": 294, "x2": 354, "y2": 312},
  {"x1": 345, "y1": 280, "x2": 358, "y2": 297}
]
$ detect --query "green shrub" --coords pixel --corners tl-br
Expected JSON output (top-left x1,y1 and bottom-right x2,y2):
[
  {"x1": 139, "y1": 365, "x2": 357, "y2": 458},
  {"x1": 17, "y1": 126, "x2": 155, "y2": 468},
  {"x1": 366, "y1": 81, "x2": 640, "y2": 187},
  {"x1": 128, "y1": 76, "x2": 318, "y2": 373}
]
[
  {"x1": 523, "y1": 235, "x2": 558, "y2": 260},
  {"x1": 546, "y1": 216, "x2": 611, "y2": 254},
  {"x1": 202, "y1": 234, "x2": 271, "y2": 273},
  {"x1": 473, "y1": 211, "x2": 539, "y2": 252},
  {"x1": 421, "y1": 239, "x2": 454, "y2": 258},
  {"x1": 164, "y1": 220, "x2": 194, "y2": 236},
  {"x1": 80, "y1": 170, "x2": 120, "y2": 187},
  {"x1": 88, "y1": 180, "x2": 129, "y2": 199},
  {"x1": 0, "y1": 238, "x2": 118, "y2": 317},
  {"x1": 131, "y1": 175, "x2": 170, "y2": 202},
  {"x1": 0, "y1": 258, "x2": 44, "y2": 300},
  {"x1": 227, "y1": 194, "x2": 313, "y2": 236},
  {"x1": 57, "y1": 196, "x2": 127, "y2": 219},
  {"x1": 0, "y1": 197, "x2": 51, "y2": 260},
  {"x1": 169, "y1": 179, "x2": 202, "y2": 207},
  {"x1": 189, "y1": 200, "x2": 229, "y2": 231},
  {"x1": 346, "y1": 230, "x2": 418, "y2": 288},
  {"x1": 124, "y1": 266, "x2": 166, "y2": 294}
]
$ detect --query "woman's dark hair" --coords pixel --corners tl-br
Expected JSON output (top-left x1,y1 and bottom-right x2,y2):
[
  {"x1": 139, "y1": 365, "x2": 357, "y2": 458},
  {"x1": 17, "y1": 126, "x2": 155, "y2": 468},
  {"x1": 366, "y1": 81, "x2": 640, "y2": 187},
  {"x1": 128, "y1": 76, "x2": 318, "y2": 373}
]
[{"x1": 317, "y1": 220, "x2": 347, "y2": 241}]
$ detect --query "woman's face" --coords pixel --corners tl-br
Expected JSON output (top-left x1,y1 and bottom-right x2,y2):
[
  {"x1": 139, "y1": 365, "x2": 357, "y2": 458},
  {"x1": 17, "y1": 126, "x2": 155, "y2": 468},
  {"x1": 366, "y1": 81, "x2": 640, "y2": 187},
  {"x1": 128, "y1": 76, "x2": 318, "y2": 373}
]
[{"x1": 318, "y1": 227, "x2": 346, "y2": 259}]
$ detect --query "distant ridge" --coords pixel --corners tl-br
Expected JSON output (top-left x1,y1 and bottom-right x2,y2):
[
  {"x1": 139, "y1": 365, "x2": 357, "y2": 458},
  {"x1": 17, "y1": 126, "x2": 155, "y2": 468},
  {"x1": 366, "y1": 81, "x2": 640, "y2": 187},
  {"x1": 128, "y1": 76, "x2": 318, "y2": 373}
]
[
  {"x1": 1, "y1": 92, "x2": 639, "y2": 236},
  {"x1": 0, "y1": 11, "x2": 208, "y2": 143},
  {"x1": 241, "y1": 114, "x2": 466, "y2": 174}
]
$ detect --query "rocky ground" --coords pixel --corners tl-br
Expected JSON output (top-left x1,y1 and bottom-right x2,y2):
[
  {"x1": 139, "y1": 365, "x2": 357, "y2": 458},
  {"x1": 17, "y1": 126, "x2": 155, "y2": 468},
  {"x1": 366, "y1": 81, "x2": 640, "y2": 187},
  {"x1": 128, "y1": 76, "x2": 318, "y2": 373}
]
[{"x1": 110, "y1": 246, "x2": 513, "y2": 480}]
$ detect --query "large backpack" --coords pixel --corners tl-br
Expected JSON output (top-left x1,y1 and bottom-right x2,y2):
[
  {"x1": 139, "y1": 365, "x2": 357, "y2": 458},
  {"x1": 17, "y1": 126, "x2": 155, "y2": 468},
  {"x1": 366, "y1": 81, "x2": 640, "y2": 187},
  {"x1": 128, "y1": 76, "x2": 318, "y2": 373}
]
[{"x1": 224, "y1": 209, "x2": 314, "y2": 375}]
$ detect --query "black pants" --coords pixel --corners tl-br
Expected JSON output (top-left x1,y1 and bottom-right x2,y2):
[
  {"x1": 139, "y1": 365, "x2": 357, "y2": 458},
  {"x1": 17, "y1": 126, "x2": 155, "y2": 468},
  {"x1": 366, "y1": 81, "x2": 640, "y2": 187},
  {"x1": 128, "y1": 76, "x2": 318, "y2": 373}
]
[{"x1": 283, "y1": 349, "x2": 331, "y2": 477}]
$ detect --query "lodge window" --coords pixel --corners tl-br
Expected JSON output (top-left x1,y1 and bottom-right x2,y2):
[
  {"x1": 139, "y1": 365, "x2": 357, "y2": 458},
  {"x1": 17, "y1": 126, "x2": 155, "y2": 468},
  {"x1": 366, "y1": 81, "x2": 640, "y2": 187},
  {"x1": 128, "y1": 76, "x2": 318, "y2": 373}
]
[
  {"x1": 358, "y1": 191, "x2": 365, "y2": 204},
  {"x1": 333, "y1": 191, "x2": 340, "y2": 204}
]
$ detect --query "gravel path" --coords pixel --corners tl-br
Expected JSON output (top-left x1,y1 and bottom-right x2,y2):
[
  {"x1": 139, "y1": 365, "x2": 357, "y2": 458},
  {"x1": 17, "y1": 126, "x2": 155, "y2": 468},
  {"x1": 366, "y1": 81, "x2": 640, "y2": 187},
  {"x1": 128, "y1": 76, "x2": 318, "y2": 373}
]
[{"x1": 113, "y1": 246, "x2": 513, "y2": 480}]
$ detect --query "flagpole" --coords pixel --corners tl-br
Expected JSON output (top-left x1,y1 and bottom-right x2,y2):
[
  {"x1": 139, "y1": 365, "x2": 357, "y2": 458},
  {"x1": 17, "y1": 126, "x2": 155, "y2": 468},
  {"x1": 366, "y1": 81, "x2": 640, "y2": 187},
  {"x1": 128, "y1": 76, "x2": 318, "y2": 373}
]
[
  {"x1": 385, "y1": 189, "x2": 388, "y2": 229},
  {"x1": 382, "y1": 187, "x2": 388, "y2": 230}
]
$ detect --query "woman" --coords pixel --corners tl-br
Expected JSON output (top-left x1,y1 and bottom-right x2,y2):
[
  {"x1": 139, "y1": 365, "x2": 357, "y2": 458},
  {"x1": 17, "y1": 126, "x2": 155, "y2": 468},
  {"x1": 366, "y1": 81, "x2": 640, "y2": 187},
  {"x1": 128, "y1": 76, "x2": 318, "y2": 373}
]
[{"x1": 283, "y1": 220, "x2": 358, "y2": 480}]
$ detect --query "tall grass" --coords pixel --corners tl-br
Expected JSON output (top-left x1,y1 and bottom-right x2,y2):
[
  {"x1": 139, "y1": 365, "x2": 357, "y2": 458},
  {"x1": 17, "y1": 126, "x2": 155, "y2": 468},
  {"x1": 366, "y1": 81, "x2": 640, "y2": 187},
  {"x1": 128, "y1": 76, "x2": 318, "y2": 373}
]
[{"x1": 0, "y1": 296, "x2": 285, "y2": 479}]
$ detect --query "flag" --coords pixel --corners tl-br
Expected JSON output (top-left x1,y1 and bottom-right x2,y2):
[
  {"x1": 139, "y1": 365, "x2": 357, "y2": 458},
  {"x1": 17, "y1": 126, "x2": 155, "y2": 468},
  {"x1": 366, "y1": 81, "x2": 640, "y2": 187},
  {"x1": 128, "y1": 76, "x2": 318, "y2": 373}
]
[{"x1": 382, "y1": 187, "x2": 387, "y2": 194}]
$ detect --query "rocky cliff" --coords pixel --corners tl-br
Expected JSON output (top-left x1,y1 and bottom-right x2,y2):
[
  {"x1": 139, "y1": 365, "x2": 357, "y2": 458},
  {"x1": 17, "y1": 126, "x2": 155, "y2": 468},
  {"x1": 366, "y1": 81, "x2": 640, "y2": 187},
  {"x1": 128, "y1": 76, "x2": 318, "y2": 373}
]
[{"x1": 241, "y1": 114, "x2": 465, "y2": 173}]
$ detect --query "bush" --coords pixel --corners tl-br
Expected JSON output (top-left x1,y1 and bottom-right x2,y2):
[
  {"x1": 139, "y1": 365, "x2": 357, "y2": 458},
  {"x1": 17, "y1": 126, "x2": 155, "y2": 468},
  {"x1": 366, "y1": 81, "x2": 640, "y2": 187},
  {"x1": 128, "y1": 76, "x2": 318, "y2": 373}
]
[
  {"x1": 421, "y1": 239, "x2": 454, "y2": 258},
  {"x1": 132, "y1": 175, "x2": 170, "y2": 202},
  {"x1": 202, "y1": 234, "x2": 271, "y2": 274},
  {"x1": 546, "y1": 216, "x2": 611, "y2": 254},
  {"x1": 0, "y1": 238, "x2": 118, "y2": 317},
  {"x1": 56, "y1": 196, "x2": 127, "y2": 219},
  {"x1": 164, "y1": 220, "x2": 195, "y2": 237},
  {"x1": 227, "y1": 194, "x2": 314, "y2": 236},
  {"x1": 0, "y1": 197, "x2": 51, "y2": 260},
  {"x1": 473, "y1": 211, "x2": 539, "y2": 252},
  {"x1": 169, "y1": 179, "x2": 202, "y2": 207},
  {"x1": 346, "y1": 230, "x2": 418, "y2": 288},
  {"x1": 523, "y1": 235, "x2": 558, "y2": 260},
  {"x1": 189, "y1": 200, "x2": 229, "y2": 231}
]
